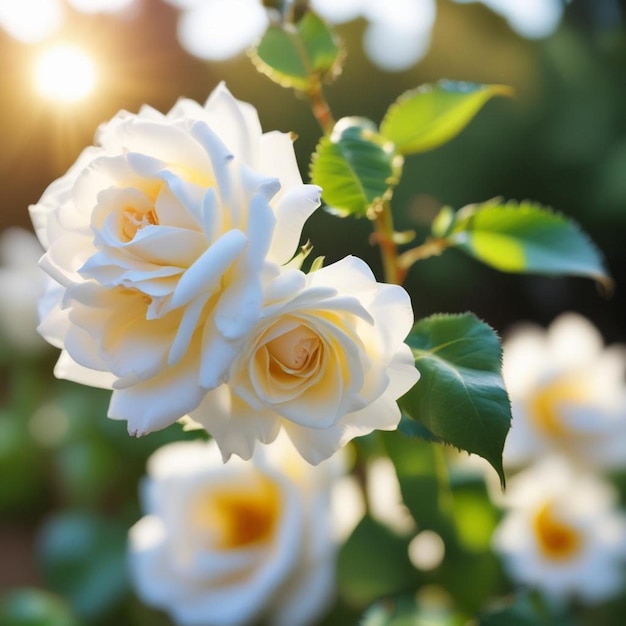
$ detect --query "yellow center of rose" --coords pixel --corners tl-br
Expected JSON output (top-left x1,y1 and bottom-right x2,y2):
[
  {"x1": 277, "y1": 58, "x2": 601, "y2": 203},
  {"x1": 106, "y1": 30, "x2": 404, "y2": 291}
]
[
  {"x1": 528, "y1": 376, "x2": 587, "y2": 437},
  {"x1": 266, "y1": 325, "x2": 321, "y2": 374},
  {"x1": 193, "y1": 478, "x2": 281, "y2": 550},
  {"x1": 532, "y1": 502, "x2": 582, "y2": 561},
  {"x1": 120, "y1": 206, "x2": 159, "y2": 242}
]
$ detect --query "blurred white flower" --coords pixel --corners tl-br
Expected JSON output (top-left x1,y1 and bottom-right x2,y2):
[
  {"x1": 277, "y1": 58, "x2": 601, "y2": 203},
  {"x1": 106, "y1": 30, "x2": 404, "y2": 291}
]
[
  {"x1": 165, "y1": 0, "x2": 436, "y2": 71},
  {"x1": 0, "y1": 0, "x2": 64, "y2": 44},
  {"x1": 67, "y1": 0, "x2": 135, "y2": 14},
  {"x1": 361, "y1": 0, "x2": 436, "y2": 71},
  {"x1": 502, "y1": 313, "x2": 626, "y2": 470},
  {"x1": 164, "y1": 0, "x2": 268, "y2": 61},
  {"x1": 493, "y1": 458, "x2": 626, "y2": 604},
  {"x1": 0, "y1": 227, "x2": 47, "y2": 353},
  {"x1": 129, "y1": 434, "x2": 348, "y2": 626},
  {"x1": 30, "y1": 82, "x2": 320, "y2": 437},
  {"x1": 189, "y1": 256, "x2": 420, "y2": 465},
  {"x1": 0, "y1": 0, "x2": 135, "y2": 44},
  {"x1": 453, "y1": 0, "x2": 565, "y2": 40},
  {"x1": 313, "y1": 0, "x2": 437, "y2": 71},
  {"x1": 309, "y1": 0, "x2": 364, "y2": 24}
]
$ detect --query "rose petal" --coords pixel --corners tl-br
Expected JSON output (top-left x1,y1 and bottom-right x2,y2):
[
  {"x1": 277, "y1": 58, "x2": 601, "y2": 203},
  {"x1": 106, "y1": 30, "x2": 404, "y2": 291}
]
[
  {"x1": 259, "y1": 130, "x2": 304, "y2": 194},
  {"x1": 171, "y1": 229, "x2": 247, "y2": 308},
  {"x1": 191, "y1": 121, "x2": 235, "y2": 210},
  {"x1": 204, "y1": 82, "x2": 262, "y2": 167},
  {"x1": 54, "y1": 350, "x2": 116, "y2": 389},
  {"x1": 168, "y1": 295, "x2": 207, "y2": 366},
  {"x1": 199, "y1": 328, "x2": 239, "y2": 389},
  {"x1": 108, "y1": 345, "x2": 206, "y2": 435},
  {"x1": 191, "y1": 386, "x2": 281, "y2": 462},
  {"x1": 269, "y1": 184, "x2": 321, "y2": 265}
]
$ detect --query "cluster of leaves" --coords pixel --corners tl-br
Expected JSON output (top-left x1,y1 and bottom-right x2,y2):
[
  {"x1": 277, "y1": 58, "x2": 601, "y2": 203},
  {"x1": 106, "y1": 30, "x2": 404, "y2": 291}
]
[{"x1": 250, "y1": 7, "x2": 611, "y2": 486}]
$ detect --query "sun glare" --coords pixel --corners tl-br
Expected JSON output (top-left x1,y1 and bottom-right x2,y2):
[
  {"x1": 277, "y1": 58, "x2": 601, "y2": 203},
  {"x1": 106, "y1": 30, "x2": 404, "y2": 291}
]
[{"x1": 34, "y1": 45, "x2": 97, "y2": 103}]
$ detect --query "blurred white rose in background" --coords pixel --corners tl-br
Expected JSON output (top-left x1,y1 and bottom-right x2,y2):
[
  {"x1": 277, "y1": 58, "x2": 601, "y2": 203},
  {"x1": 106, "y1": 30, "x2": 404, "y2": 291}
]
[
  {"x1": 0, "y1": 0, "x2": 135, "y2": 44},
  {"x1": 162, "y1": 0, "x2": 436, "y2": 71},
  {"x1": 502, "y1": 313, "x2": 626, "y2": 471},
  {"x1": 0, "y1": 227, "x2": 47, "y2": 353},
  {"x1": 171, "y1": 0, "x2": 269, "y2": 62},
  {"x1": 492, "y1": 457, "x2": 626, "y2": 604},
  {"x1": 160, "y1": 0, "x2": 564, "y2": 72},
  {"x1": 129, "y1": 434, "x2": 350, "y2": 626},
  {"x1": 30, "y1": 82, "x2": 320, "y2": 437},
  {"x1": 189, "y1": 256, "x2": 420, "y2": 465},
  {"x1": 453, "y1": 0, "x2": 565, "y2": 40}
]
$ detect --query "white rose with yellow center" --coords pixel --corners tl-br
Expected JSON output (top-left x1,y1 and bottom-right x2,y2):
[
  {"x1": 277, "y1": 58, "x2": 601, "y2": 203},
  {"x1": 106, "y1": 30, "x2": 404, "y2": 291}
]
[
  {"x1": 492, "y1": 458, "x2": 626, "y2": 603},
  {"x1": 502, "y1": 313, "x2": 626, "y2": 470},
  {"x1": 189, "y1": 256, "x2": 420, "y2": 464},
  {"x1": 128, "y1": 435, "x2": 345, "y2": 626},
  {"x1": 30, "y1": 83, "x2": 320, "y2": 436}
]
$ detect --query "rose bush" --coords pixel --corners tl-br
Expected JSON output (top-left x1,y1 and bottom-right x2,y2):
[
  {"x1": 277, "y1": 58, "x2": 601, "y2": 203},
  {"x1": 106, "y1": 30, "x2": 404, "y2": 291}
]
[
  {"x1": 128, "y1": 435, "x2": 346, "y2": 626},
  {"x1": 189, "y1": 256, "x2": 420, "y2": 464},
  {"x1": 30, "y1": 83, "x2": 320, "y2": 436}
]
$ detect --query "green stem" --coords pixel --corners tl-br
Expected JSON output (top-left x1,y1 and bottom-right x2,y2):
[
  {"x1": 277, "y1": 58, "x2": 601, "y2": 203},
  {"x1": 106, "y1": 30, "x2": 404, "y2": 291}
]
[
  {"x1": 432, "y1": 444, "x2": 455, "y2": 521},
  {"x1": 397, "y1": 237, "x2": 448, "y2": 271},
  {"x1": 352, "y1": 441, "x2": 371, "y2": 516},
  {"x1": 373, "y1": 201, "x2": 404, "y2": 285},
  {"x1": 302, "y1": 63, "x2": 404, "y2": 289},
  {"x1": 306, "y1": 79, "x2": 335, "y2": 135}
]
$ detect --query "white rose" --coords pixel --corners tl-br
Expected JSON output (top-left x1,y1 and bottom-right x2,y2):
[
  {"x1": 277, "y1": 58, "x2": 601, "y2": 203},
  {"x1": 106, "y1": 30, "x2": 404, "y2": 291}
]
[
  {"x1": 502, "y1": 313, "x2": 626, "y2": 470},
  {"x1": 129, "y1": 435, "x2": 344, "y2": 626},
  {"x1": 492, "y1": 458, "x2": 626, "y2": 604},
  {"x1": 0, "y1": 227, "x2": 47, "y2": 353},
  {"x1": 190, "y1": 256, "x2": 420, "y2": 464},
  {"x1": 29, "y1": 83, "x2": 320, "y2": 436}
]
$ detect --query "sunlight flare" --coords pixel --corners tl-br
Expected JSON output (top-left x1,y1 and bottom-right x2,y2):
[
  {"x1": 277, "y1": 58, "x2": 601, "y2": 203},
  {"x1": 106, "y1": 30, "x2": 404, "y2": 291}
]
[{"x1": 34, "y1": 44, "x2": 97, "y2": 103}]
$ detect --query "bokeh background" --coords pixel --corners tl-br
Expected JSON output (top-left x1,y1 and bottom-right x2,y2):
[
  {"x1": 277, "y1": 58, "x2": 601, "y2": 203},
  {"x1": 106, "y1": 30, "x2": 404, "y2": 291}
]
[{"x1": 1, "y1": 0, "x2": 625, "y2": 623}]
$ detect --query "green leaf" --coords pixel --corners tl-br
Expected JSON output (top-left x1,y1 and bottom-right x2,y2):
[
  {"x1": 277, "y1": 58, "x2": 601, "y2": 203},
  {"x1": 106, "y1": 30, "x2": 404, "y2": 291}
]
[
  {"x1": 478, "y1": 592, "x2": 574, "y2": 626},
  {"x1": 361, "y1": 595, "x2": 467, "y2": 626},
  {"x1": 310, "y1": 117, "x2": 402, "y2": 217},
  {"x1": 252, "y1": 11, "x2": 341, "y2": 91},
  {"x1": 0, "y1": 589, "x2": 80, "y2": 626},
  {"x1": 397, "y1": 414, "x2": 441, "y2": 443},
  {"x1": 38, "y1": 511, "x2": 129, "y2": 619},
  {"x1": 381, "y1": 432, "x2": 455, "y2": 541},
  {"x1": 449, "y1": 475, "x2": 499, "y2": 552},
  {"x1": 380, "y1": 81, "x2": 513, "y2": 155},
  {"x1": 431, "y1": 206, "x2": 456, "y2": 239},
  {"x1": 0, "y1": 410, "x2": 46, "y2": 517},
  {"x1": 338, "y1": 516, "x2": 418, "y2": 607},
  {"x1": 399, "y1": 313, "x2": 510, "y2": 486},
  {"x1": 445, "y1": 199, "x2": 612, "y2": 289}
]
